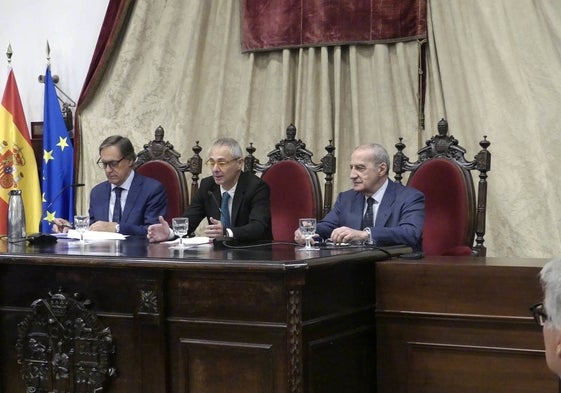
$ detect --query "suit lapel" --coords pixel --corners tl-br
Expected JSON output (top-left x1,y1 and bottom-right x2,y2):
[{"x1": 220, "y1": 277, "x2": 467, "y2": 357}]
[
  {"x1": 121, "y1": 175, "x2": 141, "y2": 221},
  {"x1": 211, "y1": 186, "x2": 222, "y2": 219},
  {"x1": 101, "y1": 182, "x2": 112, "y2": 221},
  {"x1": 351, "y1": 193, "x2": 365, "y2": 229},
  {"x1": 375, "y1": 181, "x2": 396, "y2": 227},
  {"x1": 230, "y1": 174, "x2": 246, "y2": 225}
]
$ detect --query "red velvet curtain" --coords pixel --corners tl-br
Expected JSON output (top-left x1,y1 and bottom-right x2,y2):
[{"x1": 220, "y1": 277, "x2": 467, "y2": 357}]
[
  {"x1": 73, "y1": 0, "x2": 137, "y2": 177},
  {"x1": 240, "y1": 0, "x2": 427, "y2": 52}
]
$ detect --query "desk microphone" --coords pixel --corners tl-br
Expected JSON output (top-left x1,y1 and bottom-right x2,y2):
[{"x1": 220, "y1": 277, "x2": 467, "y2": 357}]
[
  {"x1": 28, "y1": 183, "x2": 85, "y2": 246},
  {"x1": 208, "y1": 191, "x2": 222, "y2": 215},
  {"x1": 43, "y1": 183, "x2": 85, "y2": 214}
]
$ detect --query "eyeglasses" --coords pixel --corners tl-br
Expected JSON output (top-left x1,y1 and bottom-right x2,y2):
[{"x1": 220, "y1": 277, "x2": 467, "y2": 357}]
[
  {"x1": 205, "y1": 158, "x2": 239, "y2": 169},
  {"x1": 97, "y1": 157, "x2": 125, "y2": 169},
  {"x1": 530, "y1": 302, "x2": 548, "y2": 327}
]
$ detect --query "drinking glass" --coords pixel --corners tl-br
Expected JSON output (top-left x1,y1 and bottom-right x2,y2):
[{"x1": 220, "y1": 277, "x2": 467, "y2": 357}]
[
  {"x1": 172, "y1": 217, "x2": 189, "y2": 248},
  {"x1": 74, "y1": 215, "x2": 90, "y2": 243},
  {"x1": 299, "y1": 218, "x2": 319, "y2": 251}
]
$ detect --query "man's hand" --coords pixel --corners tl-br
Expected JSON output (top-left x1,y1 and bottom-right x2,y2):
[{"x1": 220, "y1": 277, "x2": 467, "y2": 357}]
[
  {"x1": 329, "y1": 226, "x2": 369, "y2": 244},
  {"x1": 205, "y1": 217, "x2": 225, "y2": 239},
  {"x1": 52, "y1": 218, "x2": 72, "y2": 233},
  {"x1": 89, "y1": 220, "x2": 117, "y2": 232},
  {"x1": 294, "y1": 228, "x2": 306, "y2": 245},
  {"x1": 147, "y1": 216, "x2": 172, "y2": 243}
]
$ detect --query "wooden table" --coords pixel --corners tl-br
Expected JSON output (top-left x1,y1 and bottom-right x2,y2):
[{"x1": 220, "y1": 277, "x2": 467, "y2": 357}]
[
  {"x1": 0, "y1": 237, "x2": 408, "y2": 393},
  {"x1": 375, "y1": 256, "x2": 559, "y2": 393}
]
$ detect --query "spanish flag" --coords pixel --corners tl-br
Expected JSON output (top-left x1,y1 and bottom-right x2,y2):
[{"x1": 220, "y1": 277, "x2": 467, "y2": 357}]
[{"x1": 0, "y1": 69, "x2": 42, "y2": 235}]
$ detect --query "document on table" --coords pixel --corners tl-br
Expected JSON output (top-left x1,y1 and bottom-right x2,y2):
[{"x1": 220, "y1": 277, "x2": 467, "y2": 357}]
[
  {"x1": 66, "y1": 229, "x2": 127, "y2": 240},
  {"x1": 163, "y1": 236, "x2": 212, "y2": 246}
]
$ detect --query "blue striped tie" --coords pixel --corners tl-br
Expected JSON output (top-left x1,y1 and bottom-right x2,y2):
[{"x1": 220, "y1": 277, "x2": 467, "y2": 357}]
[
  {"x1": 220, "y1": 192, "x2": 231, "y2": 228},
  {"x1": 112, "y1": 187, "x2": 123, "y2": 222}
]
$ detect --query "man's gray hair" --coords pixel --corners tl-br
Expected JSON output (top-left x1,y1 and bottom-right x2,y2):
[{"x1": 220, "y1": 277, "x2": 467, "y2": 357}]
[
  {"x1": 355, "y1": 143, "x2": 390, "y2": 169},
  {"x1": 211, "y1": 137, "x2": 243, "y2": 159},
  {"x1": 540, "y1": 258, "x2": 561, "y2": 328}
]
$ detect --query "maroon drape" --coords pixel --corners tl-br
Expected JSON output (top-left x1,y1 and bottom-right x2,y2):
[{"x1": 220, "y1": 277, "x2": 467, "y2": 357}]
[
  {"x1": 240, "y1": 0, "x2": 427, "y2": 52},
  {"x1": 73, "y1": 0, "x2": 136, "y2": 177}
]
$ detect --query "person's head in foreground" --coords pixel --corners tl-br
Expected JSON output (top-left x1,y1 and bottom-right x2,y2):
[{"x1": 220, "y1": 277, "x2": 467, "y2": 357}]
[{"x1": 537, "y1": 258, "x2": 561, "y2": 377}]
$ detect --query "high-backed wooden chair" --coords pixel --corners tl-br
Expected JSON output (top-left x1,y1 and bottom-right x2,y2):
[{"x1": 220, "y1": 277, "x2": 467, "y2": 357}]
[
  {"x1": 134, "y1": 126, "x2": 203, "y2": 222},
  {"x1": 244, "y1": 124, "x2": 336, "y2": 242},
  {"x1": 393, "y1": 119, "x2": 491, "y2": 256}
]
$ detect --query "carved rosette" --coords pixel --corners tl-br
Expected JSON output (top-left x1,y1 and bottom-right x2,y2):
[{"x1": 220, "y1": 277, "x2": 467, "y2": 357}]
[{"x1": 15, "y1": 289, "x2": 116, "y2": 393}]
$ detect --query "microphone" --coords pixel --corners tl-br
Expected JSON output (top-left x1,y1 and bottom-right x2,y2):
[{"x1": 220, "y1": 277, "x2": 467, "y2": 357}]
[
  {"x1": 28, "y1": 183, "x2": 85, "y2": 246},
  {"x1": 43, "y1": 183, "x2": 85, "y2": 214},
  {"x1": 208, "y1": 190, "x2": 222, "y2": 215}
]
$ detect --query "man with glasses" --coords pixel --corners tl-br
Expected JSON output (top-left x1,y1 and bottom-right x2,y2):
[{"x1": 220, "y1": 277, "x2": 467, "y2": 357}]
[
  {"x1": 53, "y1": 135, "x2": 166, "y2": 235},
  {"x1": 147, "y1": 137, "x2": 272, "y2": 242},
  {"x1": 295, "y1": 143, "x2": 425, "y2": 251},
  {"x1": 534, "y1": 258, "x2": 561, "y2": 377}
]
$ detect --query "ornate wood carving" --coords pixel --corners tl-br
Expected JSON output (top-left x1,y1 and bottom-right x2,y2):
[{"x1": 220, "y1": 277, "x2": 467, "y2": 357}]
[
  {"x1": 15, "y1": 288, "x2": 116, "y2": 393},
  {"x1": 244, "y1": 124, "x2": 336, "y2": 218},
  {"x1": 287, "y1": 287, "x2": 303, "y2": 393},
  {"x1": 393, "y1": 118, "x2": 491, "y2": 256},
  {"x1": 134, "y1": 125, "x2": 203, "y2": 201}
]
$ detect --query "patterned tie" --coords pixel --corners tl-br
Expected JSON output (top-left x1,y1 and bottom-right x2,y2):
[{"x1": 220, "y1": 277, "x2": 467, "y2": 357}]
[
  {"x1": 220, "y1": 192, "x2": 231, "y2": 229},
  {"x1": 112, "y1": 187, "x2": 123, "y2": 222},
  {"x1": 361, "y1": 197, "x2": 375, "y2": 229}
]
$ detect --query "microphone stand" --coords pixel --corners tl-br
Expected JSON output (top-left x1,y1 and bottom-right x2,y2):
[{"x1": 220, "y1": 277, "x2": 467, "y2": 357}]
[{"x1": 27, "y1": 183, "x2": 85, "y2": 246}]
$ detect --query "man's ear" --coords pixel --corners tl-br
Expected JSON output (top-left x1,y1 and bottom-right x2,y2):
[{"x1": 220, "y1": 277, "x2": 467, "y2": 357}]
[
  {"x1": 555, "y1": 329, "x2": 561, "y2": 357},
  {"x1": 378, "y1": 162, "x2": 388, "y2": 176}
]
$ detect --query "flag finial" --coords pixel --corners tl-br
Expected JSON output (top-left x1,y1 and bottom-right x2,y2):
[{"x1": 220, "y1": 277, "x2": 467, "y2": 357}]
[
  {"x1": 6, "y1": 43, "x2": 12, "y2": 64},
  {"x1": 46, "y1": 41, "x2": 51, "y2": 65}
]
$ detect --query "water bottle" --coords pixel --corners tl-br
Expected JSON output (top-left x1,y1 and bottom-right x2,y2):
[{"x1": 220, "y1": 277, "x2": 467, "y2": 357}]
[{"x1": 7, "y1": 189, "x2": 26, "y2": 242}]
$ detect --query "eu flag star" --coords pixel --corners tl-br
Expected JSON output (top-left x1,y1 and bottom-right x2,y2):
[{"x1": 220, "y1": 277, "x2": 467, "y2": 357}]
[
  {"x1": 44, "y1": 210, "x2": 57, "y2": 223},
  {"x1": 57, "y1": 137, "x2": 69, "y2": 151},
  {"x1": 43, "y1": 150, "x2": 54, "y2": 163}
]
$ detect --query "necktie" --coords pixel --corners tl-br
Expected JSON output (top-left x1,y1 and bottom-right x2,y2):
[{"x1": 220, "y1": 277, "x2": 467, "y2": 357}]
[
  {"x1": 220, "y1": 192, "x2": 231, "y2": 229},
  {"x1": 361, "y1": 197, "x2": 375, "y2": 229},
  {"x1": 112, "y1": 187, "x2": 123, "y2": 222}
]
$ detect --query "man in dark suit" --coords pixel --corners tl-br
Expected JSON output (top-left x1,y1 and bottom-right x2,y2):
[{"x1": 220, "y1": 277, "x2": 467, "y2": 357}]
[
  {"x1": 147, "y1": 137, "x2": 272, "y2": 242},
  {"x1": 53, "y1": 135, "x2": 166, "y2": 236},
  {"x1": 295, "y1": 143, "x2": 425, "y2": 251}
]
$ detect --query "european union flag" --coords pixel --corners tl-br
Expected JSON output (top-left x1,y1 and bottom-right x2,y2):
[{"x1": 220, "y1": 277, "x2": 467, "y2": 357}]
[{"x1": 41, "y1": 67, "x2": 75, "y2": 233}]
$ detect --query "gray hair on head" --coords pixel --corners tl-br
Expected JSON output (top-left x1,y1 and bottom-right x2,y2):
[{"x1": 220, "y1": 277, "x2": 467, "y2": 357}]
[
  {"x1": 354, "y1": 143, "x2": 390, "y2": 173},
  {"x1": 540, "y1": 258, "x2": 561, "y2": 329},
  {"x1": 211, "y1": 137, "x2": 243, "y2": 159}
]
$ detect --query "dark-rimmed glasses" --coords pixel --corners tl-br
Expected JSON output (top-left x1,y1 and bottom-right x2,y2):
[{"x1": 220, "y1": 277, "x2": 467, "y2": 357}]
[
  {"x1": 530, "y1": 302, "x2": 548, "y2": 327},
  {"x1": 97, "y1": 157, "x2": 125, "y2": 170},
  {"x1": 205, "y1": 158, "x2": 239, "y2": 169}
]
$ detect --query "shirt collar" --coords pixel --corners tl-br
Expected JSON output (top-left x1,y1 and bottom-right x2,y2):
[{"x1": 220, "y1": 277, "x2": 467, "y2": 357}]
[
  {"x1": 367, "y1": 178, "x2": 389, "y2": 204},
  {"x1": 221, "y1": 183, "x2": 237, "y2": 196},
  {"x1": 112, "y1": 170, "x2": 135, "y2": 191}
]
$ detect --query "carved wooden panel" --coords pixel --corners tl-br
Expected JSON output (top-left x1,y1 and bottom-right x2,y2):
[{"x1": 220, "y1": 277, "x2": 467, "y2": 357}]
[
  {"x1": 179, "y1": 338, "x2": 274, "y2": 393},
  {"x1": 15, "y1": 289, "x2": 116, "y2": 393},
  {"x1": 406, "y1": 342, "x2": 554, "y2": 392}
]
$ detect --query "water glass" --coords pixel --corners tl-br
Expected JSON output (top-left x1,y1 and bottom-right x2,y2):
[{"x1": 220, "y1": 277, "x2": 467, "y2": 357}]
[
  {"x1": 172, "y1": 217, "x2": 189, "y2": 248},
  {"x1": 299, "y1": 218, "x2": 319, "y2": 251},
  {"x1": 74, "y1": 215, "x2": 90, "y2": 243}
]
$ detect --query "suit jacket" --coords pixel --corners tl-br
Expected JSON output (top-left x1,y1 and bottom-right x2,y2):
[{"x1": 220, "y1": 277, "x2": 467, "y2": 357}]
[
  {"x1": 89, "y1": 173, "x2": 167, "y2": 236},
  {"x1": 186, "y1": 171, "x2": 272, "y2": 241},
  {"x1": 317, "y1": 179, "x2": 425, "y2": 251}
]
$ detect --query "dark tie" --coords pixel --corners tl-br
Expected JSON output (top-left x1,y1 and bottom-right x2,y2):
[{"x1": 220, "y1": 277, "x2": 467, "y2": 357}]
[
  {"x1": 220, "y1": 192, "x2": 231, "y2": 228},
  {"x1": 112, "y1": 187, "x2": 123, "y2": 222},
  {"x1": 362, "y1": 197, "x2": 375, "y2": 229}
]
